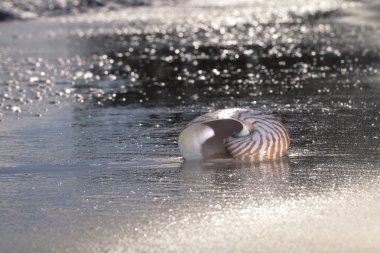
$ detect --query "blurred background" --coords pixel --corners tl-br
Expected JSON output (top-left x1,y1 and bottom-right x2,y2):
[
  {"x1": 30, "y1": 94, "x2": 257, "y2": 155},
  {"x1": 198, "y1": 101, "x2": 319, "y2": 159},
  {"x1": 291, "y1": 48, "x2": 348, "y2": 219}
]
[{"x1": 0, "y1": 0, "x2": 379, "y2": 252}]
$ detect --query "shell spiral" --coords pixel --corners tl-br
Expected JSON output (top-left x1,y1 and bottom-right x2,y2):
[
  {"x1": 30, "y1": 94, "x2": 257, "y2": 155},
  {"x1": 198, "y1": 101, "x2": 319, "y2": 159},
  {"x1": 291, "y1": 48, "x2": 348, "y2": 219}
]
[{"x1": 178, "y1": 108, "x2": 290, "y2": 161}]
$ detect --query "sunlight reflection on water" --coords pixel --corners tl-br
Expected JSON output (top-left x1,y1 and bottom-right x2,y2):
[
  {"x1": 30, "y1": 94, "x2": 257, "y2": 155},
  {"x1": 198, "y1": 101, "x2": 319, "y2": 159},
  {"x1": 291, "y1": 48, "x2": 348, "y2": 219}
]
[{"x1": 0, "y1": 0, "x2": 379, "y2": 252}]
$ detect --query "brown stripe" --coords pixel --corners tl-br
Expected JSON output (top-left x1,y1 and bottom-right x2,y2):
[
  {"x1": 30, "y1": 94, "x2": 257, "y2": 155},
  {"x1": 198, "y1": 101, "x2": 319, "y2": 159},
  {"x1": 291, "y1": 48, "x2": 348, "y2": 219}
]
[
  {"x1": 269, "y1": 132, "x2": 276, "y2": 159},
  {"x1": 237, "y1": 132, "x2": 262, "y2": 160},
  {"x1": 271, "y1": 121, "x2": 290, "y2": 152},
  {"x1": 269, "y1": 121, "x2": 288, "y2": 156},
  {"x1": 262, "y1": 133, "x2": 270, "y2": 160},
  {"x1": 245, "y1": 139, "x2": 258, "y2": 156},
  {"x1": 276, "y1": 129, "x2": 281, "y2": 158},
  {"x1": 229, "y1": 142, "x2": 248, "y2": 156},
  {"x1": 226, "y1": 138, "x2": 247, "y2": 155},
  {"x1": 256, "y1": 119, "x2": 284, "y2": 158}
]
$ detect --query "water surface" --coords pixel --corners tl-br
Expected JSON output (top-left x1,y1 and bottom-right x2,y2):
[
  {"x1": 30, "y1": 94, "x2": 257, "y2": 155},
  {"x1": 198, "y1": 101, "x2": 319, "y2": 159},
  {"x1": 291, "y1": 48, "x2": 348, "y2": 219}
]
[{"x1": 0, "y1": 0, "x2": 379, "y2": 252}]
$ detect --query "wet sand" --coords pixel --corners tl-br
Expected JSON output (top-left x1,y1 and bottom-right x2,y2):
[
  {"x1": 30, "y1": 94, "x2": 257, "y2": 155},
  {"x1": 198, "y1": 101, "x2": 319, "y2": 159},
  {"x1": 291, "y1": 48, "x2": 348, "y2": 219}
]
[{"x1": 0, "y1": 0, "x2": 380, "y2": 252}]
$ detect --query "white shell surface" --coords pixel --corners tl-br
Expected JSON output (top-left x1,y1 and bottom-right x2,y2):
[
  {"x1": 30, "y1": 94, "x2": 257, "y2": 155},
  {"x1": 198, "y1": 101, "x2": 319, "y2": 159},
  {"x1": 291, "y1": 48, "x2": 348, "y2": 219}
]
[{"x1": 178, "y1": 123, "x2": 215, "y2": 160}]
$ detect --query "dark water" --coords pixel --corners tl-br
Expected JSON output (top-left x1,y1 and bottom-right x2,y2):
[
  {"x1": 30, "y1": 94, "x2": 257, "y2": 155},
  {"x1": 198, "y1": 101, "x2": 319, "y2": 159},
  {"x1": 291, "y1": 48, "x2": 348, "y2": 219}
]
[{"x1": 0, "y1": 0, "x2": 380, "y2": 252}]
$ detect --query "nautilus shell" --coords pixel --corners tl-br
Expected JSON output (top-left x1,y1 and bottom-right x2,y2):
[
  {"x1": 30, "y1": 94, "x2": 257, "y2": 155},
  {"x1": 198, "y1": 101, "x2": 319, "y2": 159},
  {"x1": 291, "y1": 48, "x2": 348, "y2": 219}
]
[{"x1": 178, "y1": 108, "x2": 290, "y2": 161}]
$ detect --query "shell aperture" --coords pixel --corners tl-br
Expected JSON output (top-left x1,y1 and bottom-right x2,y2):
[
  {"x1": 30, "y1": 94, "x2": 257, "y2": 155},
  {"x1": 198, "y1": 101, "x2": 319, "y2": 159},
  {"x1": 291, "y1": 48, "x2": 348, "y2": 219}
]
[{"x1": 178, "y1": 108, "x2": 290, "y2": 161}]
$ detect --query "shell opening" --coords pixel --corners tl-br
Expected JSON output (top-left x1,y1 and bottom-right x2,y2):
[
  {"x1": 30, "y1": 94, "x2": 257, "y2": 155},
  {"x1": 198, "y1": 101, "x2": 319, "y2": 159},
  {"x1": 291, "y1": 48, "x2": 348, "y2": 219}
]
[{"x1": 178, "y1": 119, "x2": 248, "y2": 160}]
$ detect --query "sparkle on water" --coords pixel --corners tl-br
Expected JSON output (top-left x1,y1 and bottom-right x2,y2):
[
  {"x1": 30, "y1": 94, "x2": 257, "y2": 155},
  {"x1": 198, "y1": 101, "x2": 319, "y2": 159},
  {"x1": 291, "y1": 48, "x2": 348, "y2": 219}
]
[{"x1": 0, "y1": 0, "x2": 379, "y2": 252}]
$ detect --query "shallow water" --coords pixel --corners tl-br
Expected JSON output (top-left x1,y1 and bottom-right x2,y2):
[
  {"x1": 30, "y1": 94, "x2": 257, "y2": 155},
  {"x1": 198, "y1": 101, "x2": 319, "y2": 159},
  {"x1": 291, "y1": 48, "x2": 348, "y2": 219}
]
[{"x1": 0, "y1": 0, "x2": 380, "y2": 252}]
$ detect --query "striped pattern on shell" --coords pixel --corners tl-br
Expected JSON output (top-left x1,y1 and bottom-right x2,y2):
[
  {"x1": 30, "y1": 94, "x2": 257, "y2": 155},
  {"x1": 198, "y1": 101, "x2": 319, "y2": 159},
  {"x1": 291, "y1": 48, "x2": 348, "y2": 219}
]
[{"x1": 178, "y1": 108, "x2": 290, "y2": 161}]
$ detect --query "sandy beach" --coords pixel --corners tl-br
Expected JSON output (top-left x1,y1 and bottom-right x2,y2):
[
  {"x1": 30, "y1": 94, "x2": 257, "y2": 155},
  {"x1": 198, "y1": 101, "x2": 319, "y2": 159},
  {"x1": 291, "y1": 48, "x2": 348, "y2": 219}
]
[{"x1": 0, "y1": 0, "x2": 379, "y2": 252}]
